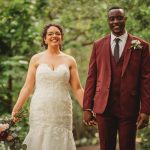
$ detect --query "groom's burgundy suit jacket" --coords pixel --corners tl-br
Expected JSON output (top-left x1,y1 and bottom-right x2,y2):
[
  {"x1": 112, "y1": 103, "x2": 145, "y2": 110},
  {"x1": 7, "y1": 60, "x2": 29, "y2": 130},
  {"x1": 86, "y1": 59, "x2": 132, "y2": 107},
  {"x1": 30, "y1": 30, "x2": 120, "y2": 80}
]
[{"x1": 83, "y1": 34, "x2": 150, "y2": 117}]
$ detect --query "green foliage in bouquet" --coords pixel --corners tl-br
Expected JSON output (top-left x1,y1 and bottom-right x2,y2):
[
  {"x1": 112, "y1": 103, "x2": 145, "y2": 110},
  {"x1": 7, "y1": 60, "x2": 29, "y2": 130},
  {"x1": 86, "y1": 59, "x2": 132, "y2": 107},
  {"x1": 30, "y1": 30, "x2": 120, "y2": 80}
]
[{"x1": 0, "y1": 110, "x2": 27, "y2": 150}]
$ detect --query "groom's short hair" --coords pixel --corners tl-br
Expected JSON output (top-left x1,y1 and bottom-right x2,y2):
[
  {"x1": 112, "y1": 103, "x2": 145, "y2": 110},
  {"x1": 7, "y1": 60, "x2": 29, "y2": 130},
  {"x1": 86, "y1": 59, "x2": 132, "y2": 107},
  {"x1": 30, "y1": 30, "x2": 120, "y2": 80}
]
[
  {"x1": 108, "y1": 6, "x2": 124, "y2": 13},
  {"x1": 107, "y1": 6, "x2": 125, "y2": 16}
]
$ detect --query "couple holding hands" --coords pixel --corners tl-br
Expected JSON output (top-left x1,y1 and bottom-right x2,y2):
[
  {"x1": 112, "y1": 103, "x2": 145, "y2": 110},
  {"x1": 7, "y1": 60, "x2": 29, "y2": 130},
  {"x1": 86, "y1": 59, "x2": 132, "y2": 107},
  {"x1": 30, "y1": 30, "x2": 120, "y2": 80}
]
[{"x1": 8, "y1": 6, "x2": 150, "y2": 150}]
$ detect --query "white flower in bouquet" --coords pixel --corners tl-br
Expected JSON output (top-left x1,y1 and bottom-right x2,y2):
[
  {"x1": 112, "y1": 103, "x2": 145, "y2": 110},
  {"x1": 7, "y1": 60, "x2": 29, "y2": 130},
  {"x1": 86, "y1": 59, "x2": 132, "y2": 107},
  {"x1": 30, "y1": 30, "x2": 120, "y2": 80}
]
[{"x1": 0, "y1": 124, "x2": 9, "y2": 133}]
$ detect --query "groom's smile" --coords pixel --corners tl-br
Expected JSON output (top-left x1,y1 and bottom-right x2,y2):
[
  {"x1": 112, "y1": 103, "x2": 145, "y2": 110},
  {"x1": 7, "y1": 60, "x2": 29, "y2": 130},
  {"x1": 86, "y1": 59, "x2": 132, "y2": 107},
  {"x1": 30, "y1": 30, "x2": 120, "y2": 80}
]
[{"x1": 108, "y1": 8, "x2": 127, "y2": 36}]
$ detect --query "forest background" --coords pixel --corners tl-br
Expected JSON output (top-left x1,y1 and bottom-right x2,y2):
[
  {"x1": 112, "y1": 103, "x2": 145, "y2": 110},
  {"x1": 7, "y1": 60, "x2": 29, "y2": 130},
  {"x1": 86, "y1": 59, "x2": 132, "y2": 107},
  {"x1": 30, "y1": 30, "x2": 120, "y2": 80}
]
[{"x1": 0, "y1": 0, "x2": 150, "y2": 149}]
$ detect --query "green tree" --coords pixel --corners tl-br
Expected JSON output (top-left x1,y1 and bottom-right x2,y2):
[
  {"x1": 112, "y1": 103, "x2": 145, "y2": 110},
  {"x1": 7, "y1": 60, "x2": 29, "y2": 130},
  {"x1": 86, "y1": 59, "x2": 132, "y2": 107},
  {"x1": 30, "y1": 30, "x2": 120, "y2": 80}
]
[{"x1": 0, "y1": 0, "x2": 149, "y2": 148}]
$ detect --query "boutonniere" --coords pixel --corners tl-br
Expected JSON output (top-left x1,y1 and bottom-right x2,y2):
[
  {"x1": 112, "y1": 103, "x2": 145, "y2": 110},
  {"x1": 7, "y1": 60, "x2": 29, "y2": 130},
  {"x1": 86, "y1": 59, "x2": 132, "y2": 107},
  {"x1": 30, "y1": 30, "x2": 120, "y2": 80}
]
[{"x1": 130, "y1": 40, "x2": 143, "y2": 50}]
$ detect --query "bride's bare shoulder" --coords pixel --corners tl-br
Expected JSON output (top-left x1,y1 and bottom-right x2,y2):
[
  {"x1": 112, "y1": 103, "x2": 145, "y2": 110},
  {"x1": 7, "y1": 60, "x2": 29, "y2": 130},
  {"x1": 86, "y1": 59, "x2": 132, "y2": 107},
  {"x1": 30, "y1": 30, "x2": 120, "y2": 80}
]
[
  {"x1": 61, "y1": 52, "x2": 77, "y2": 66},
  {"x1": 30, "y1": 51, "x2": 46, "y2": 66},
  {"x1": 32, "y1": 51, "x2": 45, "y2": 59}
]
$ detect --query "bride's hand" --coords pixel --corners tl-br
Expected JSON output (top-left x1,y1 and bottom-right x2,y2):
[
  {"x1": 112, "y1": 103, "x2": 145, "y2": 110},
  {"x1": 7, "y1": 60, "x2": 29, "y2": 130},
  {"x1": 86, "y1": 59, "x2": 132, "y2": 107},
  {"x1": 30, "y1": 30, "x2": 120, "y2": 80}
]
[
  {"x1": 11, "y1": 111, "x2": 20, "y2": 123},
  {"x1": 83, "y1": 110, "x2": 97, "y2": 126}
]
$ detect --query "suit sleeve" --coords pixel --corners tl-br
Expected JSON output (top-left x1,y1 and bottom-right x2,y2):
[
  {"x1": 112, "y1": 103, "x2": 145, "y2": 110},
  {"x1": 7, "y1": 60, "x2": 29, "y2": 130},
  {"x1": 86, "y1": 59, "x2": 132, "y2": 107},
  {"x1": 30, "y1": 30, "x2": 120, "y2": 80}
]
[
  {"x1": 83, "y1": 42, "x2": 97, "y2": 110},
  {"x1": 140, "y1": 43, "x2": 150, "y2": 114}
]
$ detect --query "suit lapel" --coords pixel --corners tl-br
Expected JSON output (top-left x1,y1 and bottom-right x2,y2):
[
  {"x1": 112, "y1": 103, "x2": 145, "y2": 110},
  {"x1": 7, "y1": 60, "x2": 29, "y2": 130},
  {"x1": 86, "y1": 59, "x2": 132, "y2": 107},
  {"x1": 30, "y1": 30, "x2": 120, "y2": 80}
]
[
  {"x1": 102, "y1": 35, "x2": 111, "y2": 77},
  {"x1": 121, "y1": 34, "x2": 133, "y2": 77},
  {"x1": 100, "y1": 34, "x2": 133, "y2": 78}
]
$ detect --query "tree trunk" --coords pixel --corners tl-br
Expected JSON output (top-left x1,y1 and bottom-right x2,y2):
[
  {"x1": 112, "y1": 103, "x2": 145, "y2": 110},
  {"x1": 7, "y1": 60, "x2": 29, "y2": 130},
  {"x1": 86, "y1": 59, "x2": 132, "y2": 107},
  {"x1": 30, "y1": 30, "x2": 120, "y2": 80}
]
[{"x1": 7, "y1": 75, "x2": 13, "y2": 113}]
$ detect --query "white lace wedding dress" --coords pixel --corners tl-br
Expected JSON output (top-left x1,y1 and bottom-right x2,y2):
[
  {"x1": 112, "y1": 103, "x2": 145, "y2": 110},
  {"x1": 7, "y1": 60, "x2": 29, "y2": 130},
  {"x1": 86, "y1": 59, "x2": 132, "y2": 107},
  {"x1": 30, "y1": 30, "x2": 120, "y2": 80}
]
[{"x1": 23, "y1": 64, "x2": 76, "y2": 150}]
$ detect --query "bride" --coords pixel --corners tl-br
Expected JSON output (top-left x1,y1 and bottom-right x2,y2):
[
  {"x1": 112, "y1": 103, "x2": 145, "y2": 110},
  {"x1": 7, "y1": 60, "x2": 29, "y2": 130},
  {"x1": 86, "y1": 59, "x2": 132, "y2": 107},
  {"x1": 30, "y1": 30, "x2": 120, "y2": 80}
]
[{"x1": 11, "y1": 24, "x2": 83, "y2": 150}]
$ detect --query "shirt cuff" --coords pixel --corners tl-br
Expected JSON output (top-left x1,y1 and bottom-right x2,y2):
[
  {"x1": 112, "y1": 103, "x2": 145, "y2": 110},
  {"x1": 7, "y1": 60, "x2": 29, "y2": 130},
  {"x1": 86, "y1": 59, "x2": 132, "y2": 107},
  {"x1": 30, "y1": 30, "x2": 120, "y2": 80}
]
[{"x1": 83, "y1": 109, "x2": 93, "y2": 112}]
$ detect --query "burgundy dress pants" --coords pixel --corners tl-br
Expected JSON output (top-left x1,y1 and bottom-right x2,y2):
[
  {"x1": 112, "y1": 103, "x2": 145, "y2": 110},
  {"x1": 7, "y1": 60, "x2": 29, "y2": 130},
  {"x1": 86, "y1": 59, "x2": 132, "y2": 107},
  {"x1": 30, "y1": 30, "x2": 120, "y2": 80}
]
[{"x1": 96, "y1": 114, "x2": 137, "y2": 150}]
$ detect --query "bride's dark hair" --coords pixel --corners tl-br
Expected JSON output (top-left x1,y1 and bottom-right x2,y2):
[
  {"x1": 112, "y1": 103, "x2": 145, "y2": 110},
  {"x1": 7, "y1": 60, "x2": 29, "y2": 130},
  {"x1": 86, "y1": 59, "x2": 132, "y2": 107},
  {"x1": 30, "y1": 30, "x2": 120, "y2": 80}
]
[{"x1": 41, "y1": 24, "x2": 64, "y2": 50}]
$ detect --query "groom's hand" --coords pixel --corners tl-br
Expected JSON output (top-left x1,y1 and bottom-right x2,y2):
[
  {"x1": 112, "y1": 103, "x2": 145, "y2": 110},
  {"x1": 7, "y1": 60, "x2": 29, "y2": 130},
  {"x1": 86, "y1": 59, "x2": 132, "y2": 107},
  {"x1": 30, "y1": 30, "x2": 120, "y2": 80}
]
[
  {"x1": 83, "y1": 110, "x2": 96, "y2": 126},
  {"x1": 136, "y1": 113, "x2": 149, "y2": 129}
]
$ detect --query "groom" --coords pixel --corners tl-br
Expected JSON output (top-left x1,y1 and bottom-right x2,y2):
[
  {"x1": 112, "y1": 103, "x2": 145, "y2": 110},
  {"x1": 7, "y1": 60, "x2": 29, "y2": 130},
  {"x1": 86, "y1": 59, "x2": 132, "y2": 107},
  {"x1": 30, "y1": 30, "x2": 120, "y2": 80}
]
[{"x1": 83, "y1": 6, "x2": 150, "y2": 150}]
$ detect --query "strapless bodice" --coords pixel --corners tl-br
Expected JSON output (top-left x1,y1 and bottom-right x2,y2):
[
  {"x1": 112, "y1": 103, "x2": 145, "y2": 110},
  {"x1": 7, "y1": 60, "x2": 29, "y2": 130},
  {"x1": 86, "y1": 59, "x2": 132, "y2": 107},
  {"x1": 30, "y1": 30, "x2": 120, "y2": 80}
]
[{"x1": 24, "y1": 63, "x2": 76, "y2": 150}]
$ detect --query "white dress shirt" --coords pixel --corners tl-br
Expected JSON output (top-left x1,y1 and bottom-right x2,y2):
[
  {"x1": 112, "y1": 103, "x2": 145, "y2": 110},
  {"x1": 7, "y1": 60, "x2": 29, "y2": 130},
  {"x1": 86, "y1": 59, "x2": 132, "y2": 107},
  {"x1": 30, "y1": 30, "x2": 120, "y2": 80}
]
[{"x1": 111, "y1": 31, "x2": 128, "y2": 58}]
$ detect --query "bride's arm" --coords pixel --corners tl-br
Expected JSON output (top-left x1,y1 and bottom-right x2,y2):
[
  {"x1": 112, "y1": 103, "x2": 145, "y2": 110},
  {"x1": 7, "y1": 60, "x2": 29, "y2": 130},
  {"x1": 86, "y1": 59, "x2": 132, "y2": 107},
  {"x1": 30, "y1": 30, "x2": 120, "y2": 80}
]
[
  {"x1": 11, "y1": 55, "x2": 37, "y2": 117},
  {"x1": 69, "y1": 57, "x2": 84, "y2": 108}
]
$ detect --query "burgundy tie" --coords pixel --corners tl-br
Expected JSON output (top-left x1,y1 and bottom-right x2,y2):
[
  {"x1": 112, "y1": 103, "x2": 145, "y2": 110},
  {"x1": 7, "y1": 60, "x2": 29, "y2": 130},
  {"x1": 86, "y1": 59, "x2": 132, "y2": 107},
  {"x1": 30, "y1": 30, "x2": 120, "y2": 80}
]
[{"x1": 114, "y1": 38, "x2": 120, "y2": 62}]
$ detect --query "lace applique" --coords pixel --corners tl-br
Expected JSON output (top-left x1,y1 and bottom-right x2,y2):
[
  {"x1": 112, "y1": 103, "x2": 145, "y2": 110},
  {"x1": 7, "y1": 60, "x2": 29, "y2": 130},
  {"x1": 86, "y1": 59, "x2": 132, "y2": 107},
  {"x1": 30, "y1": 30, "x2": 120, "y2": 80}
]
[{"x1": 23, "y1": 64, "x2": 76, "y2": 150}]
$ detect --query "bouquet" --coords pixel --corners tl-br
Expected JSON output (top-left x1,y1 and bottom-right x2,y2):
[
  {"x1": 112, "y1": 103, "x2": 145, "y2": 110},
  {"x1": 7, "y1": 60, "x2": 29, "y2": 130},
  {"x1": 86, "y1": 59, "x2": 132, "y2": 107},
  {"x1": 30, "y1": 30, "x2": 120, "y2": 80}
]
[{"x1": 0, "y1": 110, "x2": 27, "y2": 150}]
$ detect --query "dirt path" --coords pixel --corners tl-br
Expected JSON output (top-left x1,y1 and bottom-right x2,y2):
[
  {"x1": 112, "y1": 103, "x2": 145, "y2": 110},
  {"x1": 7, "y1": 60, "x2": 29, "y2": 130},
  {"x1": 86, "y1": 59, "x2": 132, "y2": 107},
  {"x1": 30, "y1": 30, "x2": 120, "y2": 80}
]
[
  {"x1": 77, "y1": 145, "x2": 99, "y2": 150},
  {"x1": 77, "y1": 143, "x2": 141, "y2": 150}
]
